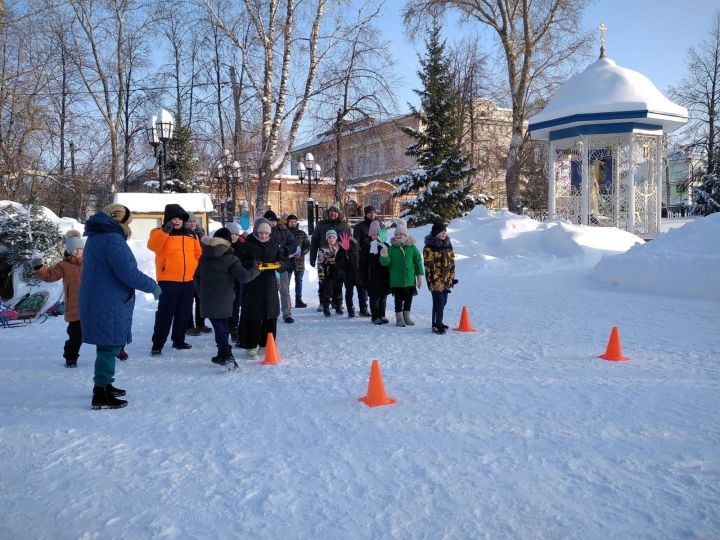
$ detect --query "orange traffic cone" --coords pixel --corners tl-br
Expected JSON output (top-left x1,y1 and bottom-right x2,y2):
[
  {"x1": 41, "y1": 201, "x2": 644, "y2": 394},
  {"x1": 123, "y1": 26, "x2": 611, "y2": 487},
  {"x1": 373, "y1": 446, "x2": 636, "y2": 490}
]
[
  {"x1": 261, "y1": 333, "x2": 281, "y2": 365},
  {"x1": 454, "y1": 305, "x2": 477, "y2": 332},
  {"x1": 358, "y1": 360, "x2": 396, "y2": 407},
  {"x1": 599, "y1": 326, "x2": 628, "y2": 361}
]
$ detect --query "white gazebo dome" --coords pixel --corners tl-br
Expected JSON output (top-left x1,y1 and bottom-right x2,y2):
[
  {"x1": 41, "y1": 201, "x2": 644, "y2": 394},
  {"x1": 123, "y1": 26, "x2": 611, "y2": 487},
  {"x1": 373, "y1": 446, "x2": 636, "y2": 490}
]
[
  {"x1": 529, "y1": 57, "x2": 688, "y2": 141},
  {"x1": 528, "y1": 54, "x2": 688, "y2": 238}
]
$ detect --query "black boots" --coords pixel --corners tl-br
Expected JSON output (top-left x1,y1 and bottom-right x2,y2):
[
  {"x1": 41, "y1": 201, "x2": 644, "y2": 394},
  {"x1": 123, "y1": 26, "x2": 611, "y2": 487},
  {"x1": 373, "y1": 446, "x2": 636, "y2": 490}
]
[
  {"x1": 91, "y1": 385, "x2": 127, "y2": 410},
  {"x1": 106, "y1": 383, "x2": 126, "y2": 396},
  {"x1": 211, "y1": 347, "x2": 235, "y2": 366},
  {"x1": 172, "y1": 341, "x2": 192, "y2": 350},
  {"x1": 295, "y1": 299, "x2": 307, "y2": 308},
  {"x1": 322, "y1": 304, "x2": 332, "y2": 317}
]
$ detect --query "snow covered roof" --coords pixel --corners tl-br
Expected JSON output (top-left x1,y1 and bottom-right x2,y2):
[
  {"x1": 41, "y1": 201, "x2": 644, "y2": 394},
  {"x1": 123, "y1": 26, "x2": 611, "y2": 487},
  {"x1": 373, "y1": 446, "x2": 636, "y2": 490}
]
[
  {"x1": 529, "y1": 57, "x2": 688, "y2": 141},
  {"x1": 113, "y1": 192, "x2": 215, "y2": 213}
]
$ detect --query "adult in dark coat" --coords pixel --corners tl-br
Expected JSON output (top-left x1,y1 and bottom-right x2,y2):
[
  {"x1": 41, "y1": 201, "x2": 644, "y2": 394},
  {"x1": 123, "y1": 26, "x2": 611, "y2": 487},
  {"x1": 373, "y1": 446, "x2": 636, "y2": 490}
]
[
  {"x1": 286, "y1": 214, "x2": 310, "y2": 308},
  {"x1": 235, "y1": 218, "x2": 288, "y2": 357},
  {"x1": 352, "y1": 205, "x2": 378, "y2": 316},
  {"x1": 80, "y1": 204, "x2": 160, "y2": 409},
  {"x1": 309, "y1": 203, "x2": 350, "y2": 310},
  {"x1": 264, "y1": 210, "x2": 299, "y2": 323},
  {"x1": 194, "y1": 228, "x2": 259, "y2": 364},
  {"x1": 365, "y1": 220, "x2": 391, "y2": 324}
]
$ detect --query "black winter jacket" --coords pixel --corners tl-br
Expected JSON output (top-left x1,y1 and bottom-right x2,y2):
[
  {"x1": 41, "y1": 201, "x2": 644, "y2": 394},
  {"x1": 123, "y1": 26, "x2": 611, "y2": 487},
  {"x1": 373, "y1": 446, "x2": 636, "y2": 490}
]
[
  {"x1": 237, "y1": 233, "x2": 288, "y2": 320},
  {"x1": 194, "y1": 237, "x2": 259, "y2": 319}
]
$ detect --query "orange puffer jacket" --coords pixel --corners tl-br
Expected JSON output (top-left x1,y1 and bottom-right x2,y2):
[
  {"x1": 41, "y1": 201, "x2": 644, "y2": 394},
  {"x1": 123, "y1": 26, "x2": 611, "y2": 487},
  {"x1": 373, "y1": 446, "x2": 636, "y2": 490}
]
[{"x1": 147, "y1": 227, "x2": 201, "y2": 282}]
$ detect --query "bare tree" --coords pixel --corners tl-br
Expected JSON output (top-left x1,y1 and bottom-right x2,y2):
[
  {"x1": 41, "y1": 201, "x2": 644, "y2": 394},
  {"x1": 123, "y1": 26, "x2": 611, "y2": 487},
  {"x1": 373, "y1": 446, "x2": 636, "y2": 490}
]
[
  {"x1": 309, "y1": 1, "x2": 398, "y2": 202},
  {"x1": 202, "y1": 0, "x2": 329, "y2": 216},
  {"x1": 671, "y1": 10, "x2": 720, "y2": 175},
  {"x1": 403, "y1": 0, "x2": 591, "y2": 213},
  {"x1": 66, "y1": 0, "x2": 148, "y2": 193}
]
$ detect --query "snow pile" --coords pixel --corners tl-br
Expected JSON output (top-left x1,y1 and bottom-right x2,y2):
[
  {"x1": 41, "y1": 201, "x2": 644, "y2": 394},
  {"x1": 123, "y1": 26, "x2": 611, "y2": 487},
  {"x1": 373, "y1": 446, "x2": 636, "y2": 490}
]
[
  {"x1": 591, "y1": 213, "x2": 720, "y2": 300},
  {"x1": 423, "y1": 206, "x2": 642, "y2": 276}
]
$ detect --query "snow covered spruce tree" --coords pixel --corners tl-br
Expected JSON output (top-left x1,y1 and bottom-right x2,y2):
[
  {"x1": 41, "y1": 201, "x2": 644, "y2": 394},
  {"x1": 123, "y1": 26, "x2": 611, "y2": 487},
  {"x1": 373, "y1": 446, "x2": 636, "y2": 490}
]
[
  {"x1": 0, "y1": 203, "x2": 63, "y2": 285},
  {"x1": 392, "y1": 21, "x2": 488, "y2": 225},
  {"x1": 694, "y1": 172, "x2": 720, "y2": 215}
]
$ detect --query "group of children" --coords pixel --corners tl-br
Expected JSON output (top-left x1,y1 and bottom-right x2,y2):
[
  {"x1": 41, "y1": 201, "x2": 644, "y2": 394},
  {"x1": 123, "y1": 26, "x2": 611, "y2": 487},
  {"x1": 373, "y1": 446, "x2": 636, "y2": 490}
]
[{"x1": 314, "y1": 214, "x2": 457, "y2": 333}]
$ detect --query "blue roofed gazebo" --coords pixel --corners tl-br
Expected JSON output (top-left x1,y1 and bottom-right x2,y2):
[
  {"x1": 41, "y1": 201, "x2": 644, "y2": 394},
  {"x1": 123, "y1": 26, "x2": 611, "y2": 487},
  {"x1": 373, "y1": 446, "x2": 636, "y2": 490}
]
[{"x1": 528, "y1": 50, "x2": 687, "y2": 237}]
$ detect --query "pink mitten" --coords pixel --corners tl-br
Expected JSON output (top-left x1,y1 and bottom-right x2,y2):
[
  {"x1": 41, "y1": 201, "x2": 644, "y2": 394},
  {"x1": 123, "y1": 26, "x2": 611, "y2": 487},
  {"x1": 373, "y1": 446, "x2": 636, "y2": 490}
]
[{"x1": 339, "y1": 232, "x2": 350, "y2": 251}]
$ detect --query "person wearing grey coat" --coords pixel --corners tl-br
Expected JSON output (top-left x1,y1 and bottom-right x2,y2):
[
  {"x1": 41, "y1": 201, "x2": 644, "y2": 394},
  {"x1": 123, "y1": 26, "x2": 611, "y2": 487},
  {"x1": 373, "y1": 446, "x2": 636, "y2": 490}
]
[{"x1": 194, "y1": 228, "x2": 259, "y2": 366}]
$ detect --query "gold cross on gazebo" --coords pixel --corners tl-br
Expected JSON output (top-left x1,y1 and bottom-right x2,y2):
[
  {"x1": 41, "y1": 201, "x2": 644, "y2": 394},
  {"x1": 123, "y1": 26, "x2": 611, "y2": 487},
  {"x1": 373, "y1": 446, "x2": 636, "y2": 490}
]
[{"x1": 599, "y1": 22, "x2": 607, "y2": 58}]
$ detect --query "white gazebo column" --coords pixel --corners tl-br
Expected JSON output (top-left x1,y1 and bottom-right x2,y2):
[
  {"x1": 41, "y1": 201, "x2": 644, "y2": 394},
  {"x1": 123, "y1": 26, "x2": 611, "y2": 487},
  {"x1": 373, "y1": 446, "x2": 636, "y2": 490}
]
[
  {"x1": 655, "y1": 136, "x2": 663, "y2": 234},
  {"x1": 548, "y1": 140, "x2": 556, "y2": 219},
  {"x1": 580, "y1": 136, "x2": 589, "y2": 225},
  {"x1": 613, "y1": 143, "x2": 620, "y2": 228},
  {"x1": 628, "y1": 133, "x2": 636, "y2": 233}
]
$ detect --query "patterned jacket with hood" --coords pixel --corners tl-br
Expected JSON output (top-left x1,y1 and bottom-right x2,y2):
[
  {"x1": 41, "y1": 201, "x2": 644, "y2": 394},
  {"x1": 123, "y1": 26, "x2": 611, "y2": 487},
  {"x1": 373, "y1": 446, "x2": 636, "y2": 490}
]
[{"x1": 423, "y1": 234, "x2": 456, "y2": 292}]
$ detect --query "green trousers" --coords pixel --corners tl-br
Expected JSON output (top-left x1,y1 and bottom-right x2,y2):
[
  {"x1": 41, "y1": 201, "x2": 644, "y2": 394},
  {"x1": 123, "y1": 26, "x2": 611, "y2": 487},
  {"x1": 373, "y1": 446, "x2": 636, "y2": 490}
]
[{"x1": 93, "y1": 345, "x2": 122, "y2": 387}]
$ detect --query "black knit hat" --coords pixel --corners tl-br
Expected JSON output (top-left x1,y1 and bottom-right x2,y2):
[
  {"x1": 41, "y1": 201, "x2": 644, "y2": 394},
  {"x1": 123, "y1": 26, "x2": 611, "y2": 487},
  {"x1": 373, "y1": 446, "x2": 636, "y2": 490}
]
[
  {"x1": 263, "y1": 210, "x2": 278, "y2": 221},
  {"x1": 286, "y1": 214, "x2": 298, "y2": 222},
  {"x1": 430, "y1": 222, "x2": 447, "y2": 236},
  {"x1": 213, "y1": 227, "x2": 232, "y2": 242},
  {"x1": 364, "y1": 205, "x2": 376, "y2": 215}
]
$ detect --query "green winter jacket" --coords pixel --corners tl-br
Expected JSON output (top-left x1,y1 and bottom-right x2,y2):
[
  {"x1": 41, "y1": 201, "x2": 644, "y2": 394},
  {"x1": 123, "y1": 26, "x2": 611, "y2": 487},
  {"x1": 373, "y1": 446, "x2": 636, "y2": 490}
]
[{"x1": 380, "y1": 235, "x2": 424, "y2": 287}]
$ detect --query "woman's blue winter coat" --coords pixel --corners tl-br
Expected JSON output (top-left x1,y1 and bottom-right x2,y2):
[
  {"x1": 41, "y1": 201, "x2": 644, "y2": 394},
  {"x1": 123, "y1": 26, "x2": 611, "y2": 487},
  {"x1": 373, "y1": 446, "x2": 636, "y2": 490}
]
[{"x1": 79, "y1": 212, "x2": 156, "y2": 346}]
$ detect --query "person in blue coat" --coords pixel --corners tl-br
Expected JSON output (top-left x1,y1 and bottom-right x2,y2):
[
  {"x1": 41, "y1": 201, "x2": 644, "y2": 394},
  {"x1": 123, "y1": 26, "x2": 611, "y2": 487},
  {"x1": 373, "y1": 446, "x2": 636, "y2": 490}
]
[{"x1": 80, "y1": 204, "x2": 160, "y2": 410}]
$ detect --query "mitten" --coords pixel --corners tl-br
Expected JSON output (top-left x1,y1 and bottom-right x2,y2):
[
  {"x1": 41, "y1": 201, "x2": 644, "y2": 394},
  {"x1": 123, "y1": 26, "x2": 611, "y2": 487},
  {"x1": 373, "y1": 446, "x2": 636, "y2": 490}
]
[
  {"x1": 163, "y1": 221, "x2": 174, "y2": 233},
  {"x1": 452, "y1": 278, "x2": 459, "y2": 286},
  {"x1": 379, "y1": 228, "x2": 388, "y2": 243},
  {"x1": 339, "y1": 232, "x2": 350, "y2": 251},
  {"x1": 152, "y1": 283, "x2": 162, "y2": 300},
  {"x1": 379, "y1": 245, "x2": 388, "y2": 258}
]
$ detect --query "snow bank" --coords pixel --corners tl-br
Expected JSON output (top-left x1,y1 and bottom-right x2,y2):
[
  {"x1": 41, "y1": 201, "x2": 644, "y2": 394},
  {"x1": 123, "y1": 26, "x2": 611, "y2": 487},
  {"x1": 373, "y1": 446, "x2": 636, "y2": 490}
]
[
  {"x1": 421, "y1": 206, "x2": 642, "y2": 276},
  {"x1": 591, "y1": 213, "x2": 720, "y2": 300}
]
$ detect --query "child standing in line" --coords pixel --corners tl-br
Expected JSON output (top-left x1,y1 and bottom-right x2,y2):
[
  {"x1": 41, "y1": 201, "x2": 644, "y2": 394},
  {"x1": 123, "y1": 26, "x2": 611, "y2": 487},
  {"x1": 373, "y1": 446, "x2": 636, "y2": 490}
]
[
  {"x1": 364, "y1": 220, "x2": 391, "y2": 325},
  {"x1": 423, "y1": 222, "x2": 456, "y2": 335},
  {"x1": 194, "y1": 228, "x2": 259, "y2": 368},
  {"x1": 316, "y1": 229, "x2": 344, "y2": 317},
  {"x1": 380, "y1": 219, "x2": 424, "y2": 327},
  {"x1": 32, "y1": 230, "x2": 85, "y2": 367}
]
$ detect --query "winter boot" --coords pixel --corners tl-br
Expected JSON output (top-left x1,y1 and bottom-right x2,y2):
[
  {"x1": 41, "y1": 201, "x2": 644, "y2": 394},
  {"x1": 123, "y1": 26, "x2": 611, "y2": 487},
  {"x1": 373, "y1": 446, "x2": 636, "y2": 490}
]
[
  {"x1": 432, "y1": 325, "x2": 447, "y2": 335},
  {"x1": 91, "y1": 386, "x2": 127, "y2": 410},
  {"x1": 403, "y1": 311, "x2": 415, "y2": 326},
  {"x1": 106, "y1": 383, "x2": 126, "y2": 397},
  {"x1": 295, "y1": 299, "x2": 308, "y2": 308},
  {"x1": 116, "y1": 347, "x2": 129, "y2": 361},
  {"x1": 323, "y1": 304, "x2": 332, "y2": 317},
  {"x1": 334, "y1": 304, "x2": 344, "y2": 315},
  {"x1": 347, "y1": 307, "x2": 356, "y2": 318},
  {"x1": 65, "y1": 358, "x2": 78, "y2": 368},
  {"x1": 359, "y1": 306, "x2": 371, "y2": 317},
  {"x1": 395, "y1": 312, "x2": 406, "y2": 327}
]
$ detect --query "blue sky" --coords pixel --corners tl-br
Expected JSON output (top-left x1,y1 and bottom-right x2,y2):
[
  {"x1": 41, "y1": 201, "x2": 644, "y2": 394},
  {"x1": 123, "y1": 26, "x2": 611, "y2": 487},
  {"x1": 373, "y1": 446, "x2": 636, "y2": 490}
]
[{"x1": 372, "y1": 0, "x2": 718, "y2": 113}]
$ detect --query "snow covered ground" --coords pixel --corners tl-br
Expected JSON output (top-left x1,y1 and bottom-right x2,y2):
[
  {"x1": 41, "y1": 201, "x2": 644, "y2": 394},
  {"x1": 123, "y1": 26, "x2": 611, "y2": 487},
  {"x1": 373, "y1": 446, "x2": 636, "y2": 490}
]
[{"x1": 1, "y1": 207, "x2": 718, "y2": 539}]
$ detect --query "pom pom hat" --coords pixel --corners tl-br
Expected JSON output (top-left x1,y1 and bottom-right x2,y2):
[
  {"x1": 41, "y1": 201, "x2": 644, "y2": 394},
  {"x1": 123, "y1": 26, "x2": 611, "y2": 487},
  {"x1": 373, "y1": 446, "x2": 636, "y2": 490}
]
[
  {"x1": 326, "y1": 229, "x2": 338, "y2": 240},
  {"x1": 430, "y1": 222, "x2": 447, "y2": 236},
  {"x1": 65, "y1": 230, "x2": 84, "y2": 252},
  {"x1": 394, "y1": 218, "x2": 409, "y2": 237}
]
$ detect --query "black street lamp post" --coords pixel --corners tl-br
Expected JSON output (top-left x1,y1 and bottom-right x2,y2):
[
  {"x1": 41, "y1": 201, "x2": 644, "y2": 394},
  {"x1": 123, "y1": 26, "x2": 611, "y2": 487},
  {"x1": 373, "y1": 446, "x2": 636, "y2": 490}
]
[
  {"x1": 296, "y1": 152, "x2": 321, "y2": 234},
  {"x1": 146, "y1": 109, "x2": 175, "y2": 193},
  {"x1": 215, "y1": 149, "x2": 241, "y2": 225}
]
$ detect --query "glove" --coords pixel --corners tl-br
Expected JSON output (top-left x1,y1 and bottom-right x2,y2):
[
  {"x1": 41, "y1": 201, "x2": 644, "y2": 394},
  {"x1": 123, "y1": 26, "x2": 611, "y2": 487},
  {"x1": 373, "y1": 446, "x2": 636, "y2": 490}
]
[
  {"x1": 416, "y1": 275, "x2": 423, "y2": 289},
  {"x1": 339, "y1": 232, "x2": 350, "y2": 251},
  {"x1": 378, "y1": 228, "x2": 388, "y2": 243},
  {"x1": 31, "y1": 257, "x2": 43, "y2": 269},
  {"x1": 452, "y1": 279, "x2": 459, "y2": 286},
  {"x1": 380, "y1": 245, "x2": 388, "y2": 257},
  {"x1": 152, "y1": 284, "x2": 162, "y2": 301},
  {"x1": 163, "y1": 221, "x2": 174, "y2": 233}
]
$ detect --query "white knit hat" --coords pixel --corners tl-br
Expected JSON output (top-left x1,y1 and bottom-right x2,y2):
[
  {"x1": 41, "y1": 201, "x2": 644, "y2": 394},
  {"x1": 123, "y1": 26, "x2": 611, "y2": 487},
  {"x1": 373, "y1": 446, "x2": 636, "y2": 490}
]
[{"x1": 394, "y1": 219, "x2": 409, "y2": 237}]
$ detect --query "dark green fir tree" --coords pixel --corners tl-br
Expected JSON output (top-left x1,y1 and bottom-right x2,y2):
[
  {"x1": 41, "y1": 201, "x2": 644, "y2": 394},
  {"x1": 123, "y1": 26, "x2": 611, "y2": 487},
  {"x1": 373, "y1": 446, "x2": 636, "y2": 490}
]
[
  {"x1": 392, "y1": 21, "x2": 490, "y2": 226},
  {"x1": 164, "y1": 115, "x2": 201, "y2": 193}
]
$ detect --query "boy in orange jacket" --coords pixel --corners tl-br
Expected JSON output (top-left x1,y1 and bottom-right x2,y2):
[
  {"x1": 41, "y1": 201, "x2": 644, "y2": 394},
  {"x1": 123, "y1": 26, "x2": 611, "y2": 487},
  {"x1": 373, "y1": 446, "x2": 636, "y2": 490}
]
[{"x1": 147, "y1": 203, "x2": 201, "y2": 356}]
